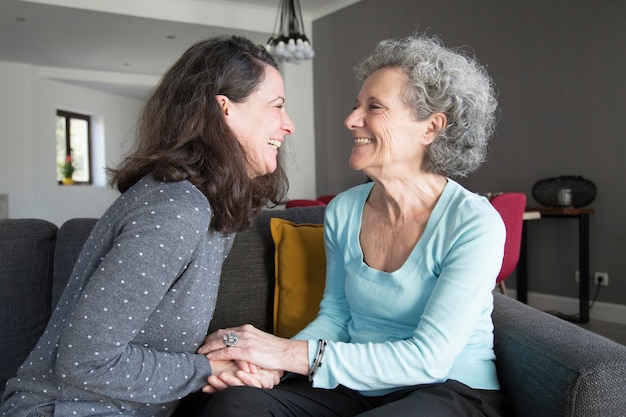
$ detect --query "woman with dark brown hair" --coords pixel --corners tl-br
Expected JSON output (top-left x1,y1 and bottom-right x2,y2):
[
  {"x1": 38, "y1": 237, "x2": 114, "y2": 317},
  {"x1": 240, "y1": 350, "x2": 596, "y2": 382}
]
[{"x1": 0, "y1": 35, "x2": 294, "y2": 417}]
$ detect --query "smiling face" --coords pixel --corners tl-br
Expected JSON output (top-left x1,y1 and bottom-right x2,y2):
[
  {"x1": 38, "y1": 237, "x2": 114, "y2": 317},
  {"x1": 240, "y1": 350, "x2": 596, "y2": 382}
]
[
  {"x1": 344, "y1": 67, "x2": 443, "y2": 180},
  {"x1": 218, "y1": 65, "x2": 295, "y2": 177}
]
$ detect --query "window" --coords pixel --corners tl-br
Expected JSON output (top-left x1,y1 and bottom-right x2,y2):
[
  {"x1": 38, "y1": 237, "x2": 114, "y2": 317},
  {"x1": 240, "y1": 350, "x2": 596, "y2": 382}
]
[{"x1": 56, "y1": 110, "x2": 91, "y2": 184}]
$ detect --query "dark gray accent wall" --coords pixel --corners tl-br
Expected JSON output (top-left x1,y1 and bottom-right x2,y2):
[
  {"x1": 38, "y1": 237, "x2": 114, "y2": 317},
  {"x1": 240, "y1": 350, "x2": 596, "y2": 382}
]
[{"x1": 313, "y1": 0, "x2": 626, "y2": 307}]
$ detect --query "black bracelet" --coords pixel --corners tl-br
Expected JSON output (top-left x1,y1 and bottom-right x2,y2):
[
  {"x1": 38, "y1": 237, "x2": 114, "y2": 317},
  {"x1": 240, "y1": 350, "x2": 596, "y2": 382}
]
[{"x1": 308, "y1": 339, "x2": 327, "y2": 381}]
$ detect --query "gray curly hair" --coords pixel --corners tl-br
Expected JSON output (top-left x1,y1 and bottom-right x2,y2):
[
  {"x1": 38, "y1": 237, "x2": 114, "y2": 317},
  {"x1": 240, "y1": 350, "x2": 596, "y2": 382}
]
[{"x1": 354, "y1": 34, "x2": 498, "y2": 177}]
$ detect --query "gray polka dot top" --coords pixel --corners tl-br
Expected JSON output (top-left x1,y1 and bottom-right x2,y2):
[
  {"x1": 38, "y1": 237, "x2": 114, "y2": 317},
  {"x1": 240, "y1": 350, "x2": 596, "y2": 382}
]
[{"x1": 1, "y1": 175, "x2": 234, "y2": 417}]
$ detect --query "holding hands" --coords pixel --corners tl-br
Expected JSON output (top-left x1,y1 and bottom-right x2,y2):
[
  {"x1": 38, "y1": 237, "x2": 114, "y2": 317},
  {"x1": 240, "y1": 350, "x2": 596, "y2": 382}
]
[
  {"x1": 203, "y1": 359, "x2": 282, "y2": 394},
  {"x1": 199, "y1": 324, "x2": 310, "y2": 392}
]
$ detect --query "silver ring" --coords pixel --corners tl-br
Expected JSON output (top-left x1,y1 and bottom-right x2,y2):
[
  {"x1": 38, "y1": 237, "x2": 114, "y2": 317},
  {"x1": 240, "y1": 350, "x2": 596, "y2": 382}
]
[{"x1": 223, "y1": 333, "x2": 239, "y2": 347}]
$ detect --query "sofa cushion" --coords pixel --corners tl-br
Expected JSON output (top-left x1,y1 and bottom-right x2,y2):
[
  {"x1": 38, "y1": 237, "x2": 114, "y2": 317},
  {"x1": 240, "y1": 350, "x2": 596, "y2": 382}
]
[
  {"x1": 52, "y1": 218, "x2": 98, "y2": 308},
  {"x1": 209, "y1": 206, "x2": 326, "y2": 334},
  {"x1": 209, "y1": 225, "x2": 274, "y2": 334},
  {"x1": 0, "y1": 219, "x2": 57, "y2": 398},
  {"x1": 270, "y1": 218, "x2": 325, "y2": 338},
  {"x1": 48, "y1": 208, "x2": 328, "y2": 337}
]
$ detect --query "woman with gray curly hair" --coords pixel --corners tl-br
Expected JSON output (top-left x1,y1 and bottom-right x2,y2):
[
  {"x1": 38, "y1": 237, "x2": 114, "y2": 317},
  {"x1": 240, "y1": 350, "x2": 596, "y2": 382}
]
[
  {"x1": 353, "y1": 34, "x2": 498, "y2": 178},
  {"x1": 195, "y1": 34, "x2": 510, "y2": 417}
]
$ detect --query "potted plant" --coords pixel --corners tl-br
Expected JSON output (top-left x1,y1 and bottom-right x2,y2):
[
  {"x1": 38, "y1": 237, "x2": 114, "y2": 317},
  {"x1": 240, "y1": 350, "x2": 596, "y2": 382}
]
[{"x1": 61, "y1": 155, "x2": 75, "y2": 185}]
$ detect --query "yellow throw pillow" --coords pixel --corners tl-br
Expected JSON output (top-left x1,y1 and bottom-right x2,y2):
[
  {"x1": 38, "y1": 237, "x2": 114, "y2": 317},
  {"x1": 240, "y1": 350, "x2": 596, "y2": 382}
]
[{"x1": 270, "y1": 218, "x2": 326, "y2": 338}]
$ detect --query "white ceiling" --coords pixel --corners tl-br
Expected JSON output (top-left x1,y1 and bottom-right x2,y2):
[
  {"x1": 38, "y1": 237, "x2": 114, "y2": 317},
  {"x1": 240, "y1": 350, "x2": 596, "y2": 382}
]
[{"x1": 0, "y1": 0, "x2": 361, "y2": 99}]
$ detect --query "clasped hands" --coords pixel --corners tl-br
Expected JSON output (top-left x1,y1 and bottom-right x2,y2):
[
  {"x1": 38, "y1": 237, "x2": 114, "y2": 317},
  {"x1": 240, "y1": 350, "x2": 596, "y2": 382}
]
[{"x1": 197, "y1": 324, "x2": 309, "y2": 393}]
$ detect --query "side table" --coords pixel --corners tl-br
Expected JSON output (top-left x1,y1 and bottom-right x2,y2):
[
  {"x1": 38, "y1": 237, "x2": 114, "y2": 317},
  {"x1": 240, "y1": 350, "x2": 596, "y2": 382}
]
[{"x1": 517, "y1": 206, "x2": 594, "y2": 323}]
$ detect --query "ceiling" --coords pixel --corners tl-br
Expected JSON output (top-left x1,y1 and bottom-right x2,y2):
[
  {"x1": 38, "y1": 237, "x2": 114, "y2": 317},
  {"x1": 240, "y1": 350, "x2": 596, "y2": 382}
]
[{"x1": 0, "y1": 0, "x2": 362, "y2": 99}]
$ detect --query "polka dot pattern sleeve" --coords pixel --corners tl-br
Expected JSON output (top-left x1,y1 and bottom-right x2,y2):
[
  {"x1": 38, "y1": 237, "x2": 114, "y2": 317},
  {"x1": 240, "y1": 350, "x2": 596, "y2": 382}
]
[{"x1": 50, "y1": 178, "x2": 230, "y2": 406}]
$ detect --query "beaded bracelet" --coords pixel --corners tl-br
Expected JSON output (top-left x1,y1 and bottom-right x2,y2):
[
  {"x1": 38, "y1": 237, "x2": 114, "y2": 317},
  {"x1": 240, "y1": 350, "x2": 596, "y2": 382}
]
[{"x1": 308, "y1": 339, "x2": 327, "y2": 381}]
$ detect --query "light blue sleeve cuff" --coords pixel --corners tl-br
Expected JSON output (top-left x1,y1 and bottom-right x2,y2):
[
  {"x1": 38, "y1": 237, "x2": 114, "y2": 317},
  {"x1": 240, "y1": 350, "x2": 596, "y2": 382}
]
[{"x1": 306, "y1": 339, "x2": 317, "y2": 371}]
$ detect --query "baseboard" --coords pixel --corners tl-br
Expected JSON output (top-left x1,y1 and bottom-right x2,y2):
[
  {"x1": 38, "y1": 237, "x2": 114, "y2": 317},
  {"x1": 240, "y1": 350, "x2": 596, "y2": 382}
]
[{"x1": 505, "y1": 289, "x2": 626, "y2": 325}]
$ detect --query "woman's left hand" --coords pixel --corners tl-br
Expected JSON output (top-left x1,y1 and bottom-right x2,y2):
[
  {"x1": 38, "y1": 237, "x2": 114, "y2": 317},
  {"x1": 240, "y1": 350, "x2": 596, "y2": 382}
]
[
  {"x1": 198, "y1": 324, "x2": 309, "y2": 375},
  {"x1": 201, "y1": 365, "x2": 283, "y2": 394}
]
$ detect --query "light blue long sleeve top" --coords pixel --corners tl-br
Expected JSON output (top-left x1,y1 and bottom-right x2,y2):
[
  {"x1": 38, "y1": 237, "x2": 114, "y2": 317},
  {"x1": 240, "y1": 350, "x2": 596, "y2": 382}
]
[{"x1": 294, "y1": 179, "x2": 505, "y2": 396}]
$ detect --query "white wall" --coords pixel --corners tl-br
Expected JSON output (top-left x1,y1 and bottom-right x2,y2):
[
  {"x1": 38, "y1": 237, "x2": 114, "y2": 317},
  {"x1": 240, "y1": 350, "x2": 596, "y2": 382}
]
[
  {"x1": 281, "y1": 59, "x2": 317, "y2": 201},
  {"x1": 0, "y1": 62, "x2": 33, "y2": 219},
  {"x1": 0, "y1": 61, "x2": 143, "y2": 225},
  {"x1": 0, "y1": 59, "x2": 316, "y2": 226}
]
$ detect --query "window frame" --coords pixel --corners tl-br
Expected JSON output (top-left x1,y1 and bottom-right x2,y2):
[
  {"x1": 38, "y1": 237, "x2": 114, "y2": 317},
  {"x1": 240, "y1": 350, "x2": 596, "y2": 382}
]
[{"x1": 57, "y1": 110, "x2": 92, "y2": 185}]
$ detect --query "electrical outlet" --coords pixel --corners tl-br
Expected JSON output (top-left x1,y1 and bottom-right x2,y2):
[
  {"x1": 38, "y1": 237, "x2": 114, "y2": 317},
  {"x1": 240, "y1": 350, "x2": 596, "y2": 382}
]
[{"x1": 594, "y1": 272, "x2": 609, "y2": 286}]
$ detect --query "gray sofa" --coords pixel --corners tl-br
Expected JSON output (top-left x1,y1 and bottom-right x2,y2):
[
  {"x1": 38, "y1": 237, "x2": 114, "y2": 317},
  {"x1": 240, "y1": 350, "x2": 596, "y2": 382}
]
[{"x1": 1, "y1": 206, "x2": 625, "y2": 416}]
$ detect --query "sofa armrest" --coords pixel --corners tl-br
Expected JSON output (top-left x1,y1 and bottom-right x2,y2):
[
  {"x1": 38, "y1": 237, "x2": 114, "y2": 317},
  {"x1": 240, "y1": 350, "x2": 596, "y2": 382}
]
[{"x1": 492, "y1": 292, "x2": 626, "y2": 417}]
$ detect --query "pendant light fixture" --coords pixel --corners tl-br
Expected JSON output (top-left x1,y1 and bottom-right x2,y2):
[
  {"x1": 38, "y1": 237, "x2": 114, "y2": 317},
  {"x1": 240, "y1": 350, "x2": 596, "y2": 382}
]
[{"x1": 265, "y1": 0, "x2": 315, "y2": 64}]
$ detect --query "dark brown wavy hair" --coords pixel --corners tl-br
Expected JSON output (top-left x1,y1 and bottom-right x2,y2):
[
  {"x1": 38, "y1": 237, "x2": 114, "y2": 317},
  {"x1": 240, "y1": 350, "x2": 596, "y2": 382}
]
[{"x1": 109, "y1": 36, "x2": 289, "y2": 233}]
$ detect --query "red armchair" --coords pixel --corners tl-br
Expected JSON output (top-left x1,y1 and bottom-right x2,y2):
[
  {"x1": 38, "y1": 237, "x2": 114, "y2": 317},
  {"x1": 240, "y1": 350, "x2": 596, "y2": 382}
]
[
  {"x1": 490, "y1": 193, "x2": 527, "y2": 295},
  {"x1": 285, "y1": 199, "x2": 326, "y2": 209}
]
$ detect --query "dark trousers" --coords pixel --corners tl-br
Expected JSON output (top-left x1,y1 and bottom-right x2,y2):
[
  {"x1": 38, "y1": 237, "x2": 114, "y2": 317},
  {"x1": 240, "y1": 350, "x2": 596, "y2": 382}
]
[{"x1": 184, "y1": 376, "x2": 511, "y2": 417}]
